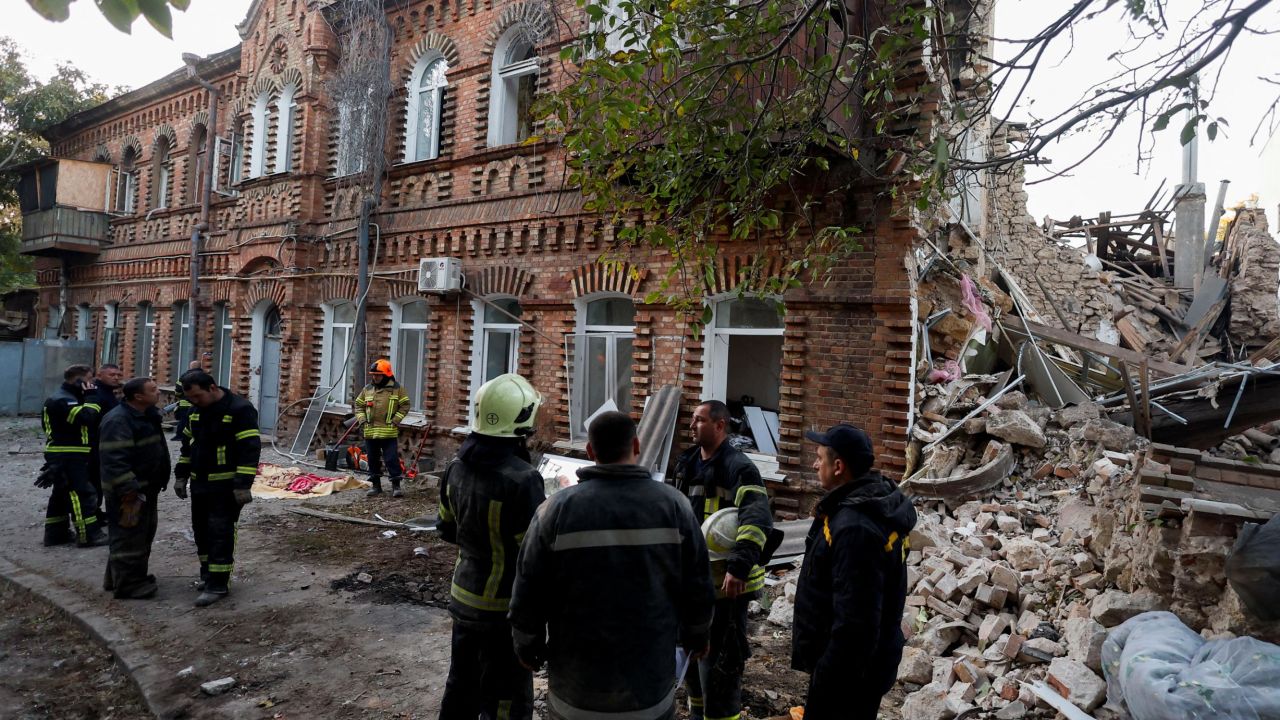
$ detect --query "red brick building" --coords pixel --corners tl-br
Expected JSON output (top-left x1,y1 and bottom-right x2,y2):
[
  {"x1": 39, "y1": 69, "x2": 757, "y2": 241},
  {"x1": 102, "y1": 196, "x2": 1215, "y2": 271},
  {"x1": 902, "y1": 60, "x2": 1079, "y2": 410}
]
[{"x1": 23, "y1": 0, "x2": 935, "y2": 516}]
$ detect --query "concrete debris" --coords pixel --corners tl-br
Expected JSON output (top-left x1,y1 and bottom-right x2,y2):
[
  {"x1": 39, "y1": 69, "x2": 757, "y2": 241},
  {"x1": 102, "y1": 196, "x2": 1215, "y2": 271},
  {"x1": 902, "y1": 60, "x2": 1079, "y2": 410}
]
[
  {"x1": 896, "y1": 646, "x2": 933, "y2": 685},
  {"x1": 200, "y1": 677, "x2": 236, "y2": 696},
  {"x1": 986, "y1": 409, "x2": 1047, "y2": 448},
  {"x1": 766, "y1": 580, "x2": 797, "y2": 627},
  {"x1": 1063, "y1": 616, "x2": 1107, "y2": 672},
  {"x1": 1090, "y1": 590, "x2": 1163, "y2": 628},
  {"x1": 1046, "y1": 657, "x2": 1106, "y2": 711}
]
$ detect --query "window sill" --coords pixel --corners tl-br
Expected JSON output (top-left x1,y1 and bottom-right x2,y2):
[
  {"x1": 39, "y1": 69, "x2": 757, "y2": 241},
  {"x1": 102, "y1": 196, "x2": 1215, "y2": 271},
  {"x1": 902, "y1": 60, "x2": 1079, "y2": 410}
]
[
  {"x1": 449, "y1": 426, "x2": 470, "y2": 437},
  {"x1": 322, "y1": 404, "x2": 353, "y2": 416},
  {"x1": 400, "y1": 413, "x2": 429, "y2": 428}
]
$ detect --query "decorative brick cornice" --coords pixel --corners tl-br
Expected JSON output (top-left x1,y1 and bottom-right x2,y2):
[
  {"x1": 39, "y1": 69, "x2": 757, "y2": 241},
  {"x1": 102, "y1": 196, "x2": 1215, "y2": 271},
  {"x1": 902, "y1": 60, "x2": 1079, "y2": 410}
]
[
  {"x1": 467, "y1": 265, "x2": 534, "y2": 297},
  {"x1": 405, "y1": 32, "x2": 461, "y2": 71},
  {"x1": 317, "y1": 274, "x2": 359, "y2": 302},
  {"x1": 705, "y1": 254, "x2": 786, "y2": 295},
  {"x1": 243, "y1": 278, "x2": 287, "y2": 312},
  {"x1": 569, "y1": 261, "x2": 648, "y2": 298},
  {"x1": 152, "y1": 123, "x2": 177, "y2": 149}
]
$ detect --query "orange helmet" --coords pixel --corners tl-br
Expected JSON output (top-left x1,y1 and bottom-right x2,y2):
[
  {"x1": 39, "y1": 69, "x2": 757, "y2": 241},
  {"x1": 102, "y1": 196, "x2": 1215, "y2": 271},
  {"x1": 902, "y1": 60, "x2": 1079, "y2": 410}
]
[{"x1": 369, "y1": 359, "x2": 393, "y2": 376}]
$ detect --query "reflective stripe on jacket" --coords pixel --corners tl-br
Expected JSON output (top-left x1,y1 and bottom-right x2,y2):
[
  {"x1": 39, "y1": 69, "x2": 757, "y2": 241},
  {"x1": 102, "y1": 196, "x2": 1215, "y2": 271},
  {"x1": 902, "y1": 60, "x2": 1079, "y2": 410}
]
[
  {"x1": 509, "y1": 463, "x2": 715, "y2": 717},
  {"x1": 175, "y1": 388, "x2": 261, "y2": 492},
  {"x1": 674, "y1": 442, "x2": 773, "y2": 596},
  {"x1": 354, "y1": 382, "x2": 410, "y2": 439},
  {"x1": 436, "y1": 434, "x2": 545, "y2": 619},
  {"x1": 43, "y1": 383, "x2": 100, "y2": 455}
]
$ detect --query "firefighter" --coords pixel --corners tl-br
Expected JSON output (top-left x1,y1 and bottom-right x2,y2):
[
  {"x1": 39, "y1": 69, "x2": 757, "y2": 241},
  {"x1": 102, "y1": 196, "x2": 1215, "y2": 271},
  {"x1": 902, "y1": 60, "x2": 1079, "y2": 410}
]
[
  {"x1": 98, "y1": 377, "x2": 171, "y2": 599},
  {"x1": 437, "y1": 373, "x2": 545, "y2": 720},
  {"x1": 674, "y1": 400, "x2": 774, "y2": 720},
  {"x1": 172, "y1": 360, "x2": 201, "y2": 442},
  {"x1": 509, "y1": 411, "x2": 715, "y2": 720},
  {"x1": 354, "y1": 359, "x2": 411, "y2": 497},
  {"x1": 87, "y1": 363, "x2": 123, "y2": 518},
  {"x1": 37, "y1": 364, "x2": 106, "y2": 547},
  {"x1": 173, "y1": 370, "x2": 261, "y2": 607}
]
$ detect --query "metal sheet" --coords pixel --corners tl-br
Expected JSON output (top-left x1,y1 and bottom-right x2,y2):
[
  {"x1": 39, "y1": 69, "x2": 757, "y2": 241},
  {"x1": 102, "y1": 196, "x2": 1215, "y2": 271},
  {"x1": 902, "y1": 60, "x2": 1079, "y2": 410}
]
[
  {"x1": 637, "y1": 385, "x2": 681, "y2": 482},
  {"x1": 1183, "y1": 273, "x2": 1228, "y2": 331},
  {"x1": 1017, "y1": 341, "x2": 1092, "y2": 409},
  {"x1": 743, "y1": 406, "x2": 779, "y2": 455},
  {"x1": 0, "y1": 343, "x2": 22, "y2": 415}
]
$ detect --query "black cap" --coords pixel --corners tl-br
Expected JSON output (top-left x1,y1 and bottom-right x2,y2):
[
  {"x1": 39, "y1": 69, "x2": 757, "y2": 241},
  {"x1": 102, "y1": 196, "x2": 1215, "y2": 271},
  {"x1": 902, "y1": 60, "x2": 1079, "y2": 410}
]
[{"x1": 805, "y1": 424, "x2": 874, "y2": 472}]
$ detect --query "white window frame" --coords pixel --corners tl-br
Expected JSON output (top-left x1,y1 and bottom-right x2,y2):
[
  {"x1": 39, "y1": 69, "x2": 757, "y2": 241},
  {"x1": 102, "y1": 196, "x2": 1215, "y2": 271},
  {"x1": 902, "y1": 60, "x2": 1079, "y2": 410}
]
[
  {"x1": 569, "y1": 293, "x2": 636, "y2": 441},
  {"x1": 136, "y1": 303, "x2": 156, "y2": 377},
  {"x1": 75, "y1": 304, "x2": 91, "y2": 342},
  {"x1": 101, "y1": 302, "x2": 120, "y2": 365},
  {"x1": 156, "y1": 143, "x2": 172, "y2": 209},
  {"x1": 487, "y1": 26, "x2": 539, "y2": 147},
  {"x1": 213, "y1": 302, "x2": 234, "y2": 387},
  {"x1": 469, "y1": 296, "x2": 522, "y2": 417},
  {"x1": 321, "y1": 301, "x2": 357, "y2": 406},
  {"x1": 249, "y1": 90, "x2": 271, "y2": 178},
  {"x1": 335, "y1": 98, "x2": 366, "y2": 177},
  {"x1": 228, "y1": 129, "x2": 245, "y2": 186},
  {"x1": 701, "y1": 294, "x2": 783, "y2": 404},
  {"x1": 273, "y1": 84, "x2": 298, "y2": 174},
  {"x1": 403, "y1": 54, "x2": 448, "y2": 163},
  {"x1": 390, "y1": 298, "x2": 430, "y2": 414},
  {"x1": 171, "y1": 301, "x2": 191, "y2": 383}
]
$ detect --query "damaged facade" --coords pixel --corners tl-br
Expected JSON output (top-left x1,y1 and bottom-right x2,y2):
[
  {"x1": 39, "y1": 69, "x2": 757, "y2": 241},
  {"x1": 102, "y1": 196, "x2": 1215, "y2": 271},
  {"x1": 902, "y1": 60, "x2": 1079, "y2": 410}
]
[{"x1": 16, "y1": 0, "x2": 993, "y2": 515}]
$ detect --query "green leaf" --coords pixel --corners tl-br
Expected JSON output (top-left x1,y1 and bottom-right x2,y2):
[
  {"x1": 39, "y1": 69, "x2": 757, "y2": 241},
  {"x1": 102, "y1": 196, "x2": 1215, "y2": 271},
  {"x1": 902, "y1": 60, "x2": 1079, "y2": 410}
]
[
  {"x1": 1179, "y1": 119, "x2": 1197, "y2": 147},
  {"x1": 25, "y1": 0, "x2": 73, "y2": 21},
  {"x1": 138, "y1": 0, "x2": 175, "y2": 38},
  {"x1": 96, "y1": 0, "x2": 141, "y2": 34},
  {"x1": 1207, "y1": 121, "x2": 1218, "y2": 142}
]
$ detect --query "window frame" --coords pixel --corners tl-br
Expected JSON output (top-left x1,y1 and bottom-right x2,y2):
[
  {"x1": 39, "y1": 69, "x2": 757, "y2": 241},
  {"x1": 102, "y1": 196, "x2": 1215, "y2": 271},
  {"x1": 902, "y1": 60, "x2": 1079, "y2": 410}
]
[
  {"x1": 273, "y1": 84, "x2": 298, "y2": 174},
  {"x1": 390, "y1": 298, "x2": 430, "y2": 414},
  {"x1": 701, "y1": 294, "x2": 784, "y2": 401},
  {"x1": 190, "y1": 124, "x2": 209, "y2": 202},
  {"x1": 212, "y1": 302, "x2": 234, "y2": 387},
  {"x1": 249, "y1": 90, "x2": 271, "y2": 179},
  {"x1": 403, "y1": 54, "x2": 448, "y2": 163},
  {"x1": 117, "y1": 147, "x2": 138, "y2": 214},
  {"x1": 75, "y1": 303, "x2": 91, "y2": 342},
  {"x1": 101, "y1": 302, "x2": 120, "y2": 366},
  {"x1": 487, "y1": 26, "x2": 539, "y2": 147},
  {"x1": 569, "y1": 293, "x2": 636, "y2": 441},
  {"x1": 170, "y1": 301, "x2": 191, "y2": 383},
  {"x1": 136, "y1": 302, "x2": 156, "y2": 377},
  {"x1": 154, "y1": 138, "x2": 172, "y2": 210},
  {"x1": 320, "y1": 301, "x2": 358, "y2": 406},
  {"x1": 468, "y1": 296, "x2": 522, "y2": 418}
]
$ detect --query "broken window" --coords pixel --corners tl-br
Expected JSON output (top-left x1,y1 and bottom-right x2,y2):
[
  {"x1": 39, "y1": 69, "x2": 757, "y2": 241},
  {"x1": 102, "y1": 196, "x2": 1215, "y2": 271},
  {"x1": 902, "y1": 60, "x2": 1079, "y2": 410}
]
[
  {"x1": 703, "y1": 296, "x2": 784, "y2": 454},
  {"x1": 322, "y1": 301, "x2": 357, "y2": 405},
  {"x1": 488, "y1": 26, "x2": 539, "y2": 147},
  {"x1": 568, "y1": 295, "x2": 635, "y2": 440},
  {"x1": 392, "y1": 299, "x2": 429, "y2": 413},
  {"x1": 136, "y1": 302, "x2": 155, "y2": 377}
]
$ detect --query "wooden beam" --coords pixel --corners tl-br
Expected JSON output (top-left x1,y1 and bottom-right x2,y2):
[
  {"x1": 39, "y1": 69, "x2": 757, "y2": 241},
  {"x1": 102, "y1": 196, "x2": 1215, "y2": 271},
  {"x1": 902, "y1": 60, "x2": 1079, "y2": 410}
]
[
  {"x1": 1000, "y1": 315, "x2": 1194, "y2": 378},
  {"x1": 1114, "y1": 373, "x2": 1280, "y2": 449}
]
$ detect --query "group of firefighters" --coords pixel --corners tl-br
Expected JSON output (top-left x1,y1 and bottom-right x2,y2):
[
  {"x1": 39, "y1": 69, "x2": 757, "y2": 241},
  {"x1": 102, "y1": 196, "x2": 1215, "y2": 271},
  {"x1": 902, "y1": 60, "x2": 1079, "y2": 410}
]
[{"x1": 35, "y1": 356, "x2": 917, "y2": 720}]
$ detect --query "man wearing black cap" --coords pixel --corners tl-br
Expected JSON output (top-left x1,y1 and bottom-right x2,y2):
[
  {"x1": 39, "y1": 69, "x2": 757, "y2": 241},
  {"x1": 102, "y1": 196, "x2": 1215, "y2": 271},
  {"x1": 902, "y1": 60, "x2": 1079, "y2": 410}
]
[{"x1": 792, "y1": 424, "x2": 917, "y2": 720}]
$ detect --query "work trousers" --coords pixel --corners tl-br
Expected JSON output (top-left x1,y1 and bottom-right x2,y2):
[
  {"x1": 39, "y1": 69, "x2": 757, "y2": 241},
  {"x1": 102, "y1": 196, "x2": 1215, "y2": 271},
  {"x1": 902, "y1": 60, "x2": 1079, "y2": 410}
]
[
  {"x1": 365, "y1": 437, "x2": 402, "y2": 483},
  {"x1": 191, "y1": 490, "x2": 242, "y2": 593},
  {"x1": 685, "y1": 596, "x2": 750, "y2": 720},
  {"x1": 439, "y1": 617, "x2": 533, "y2": 720},
  {"x1": 103, "y1": 488, "x2": 160, "y2": 598},
  {"x1": 43, "y1": 456, "x2": 101, "y2": 546}
]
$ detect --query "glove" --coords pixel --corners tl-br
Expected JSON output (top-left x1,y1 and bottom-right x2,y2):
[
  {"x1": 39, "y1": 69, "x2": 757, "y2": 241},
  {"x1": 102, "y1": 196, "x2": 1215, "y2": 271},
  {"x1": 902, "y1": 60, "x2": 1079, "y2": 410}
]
[
  {"x1": 119, "y1": 491, "x2": 145, "y2": 529},
  {"x1": 174, "y1": 476, "x2": 188, "y2": 500},
  {"x1": 34, "y1": 464, "x2": 59, "y2": 489},
  {"x1": 233, "y1": 488, "x2": 253, "y2": 506}
]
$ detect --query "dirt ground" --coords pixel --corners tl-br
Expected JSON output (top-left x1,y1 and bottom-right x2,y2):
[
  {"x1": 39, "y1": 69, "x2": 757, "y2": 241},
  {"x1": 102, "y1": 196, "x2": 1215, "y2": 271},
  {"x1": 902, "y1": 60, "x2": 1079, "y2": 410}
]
[
  {"x1": 0, "y1": 581, "x2": 150, "y2": 719},
  {"x1": 0, "y1": 416, "x2": 903, "y2": 719}
]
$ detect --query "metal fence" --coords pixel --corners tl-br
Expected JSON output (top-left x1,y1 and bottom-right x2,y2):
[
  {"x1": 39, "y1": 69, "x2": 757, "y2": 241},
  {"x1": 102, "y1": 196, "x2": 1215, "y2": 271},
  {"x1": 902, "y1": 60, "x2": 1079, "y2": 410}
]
[{"x1": 0, "y1": 339, "x2": 95, "y2": 416}]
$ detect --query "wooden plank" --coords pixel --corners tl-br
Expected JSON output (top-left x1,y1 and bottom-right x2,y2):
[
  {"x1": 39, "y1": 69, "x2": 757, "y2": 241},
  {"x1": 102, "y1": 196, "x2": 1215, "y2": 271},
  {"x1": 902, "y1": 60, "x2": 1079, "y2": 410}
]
[
  {"x1": 1116, "y1": 316, "x2": 1146, "y2": 351},
  {"x1": 1139, "y1": 360, "x2": 1153, "y2": 438},
  {"x1": 1152, "y1": 219, "x2": 1171, "y2": 278},
  {"x1": 1000, "y1": 316, "x2": 1193, "y2": 378},
  {"x1": 1169, "y1": 299, "x2": 1226, "y2": 364}
]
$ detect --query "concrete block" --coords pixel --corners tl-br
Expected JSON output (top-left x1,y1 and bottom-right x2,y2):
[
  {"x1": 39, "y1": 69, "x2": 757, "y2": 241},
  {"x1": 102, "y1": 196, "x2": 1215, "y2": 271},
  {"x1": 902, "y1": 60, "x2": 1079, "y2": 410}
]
[{"x1": 1047, "y1": 657, "x2": 1107, "y2": 711}]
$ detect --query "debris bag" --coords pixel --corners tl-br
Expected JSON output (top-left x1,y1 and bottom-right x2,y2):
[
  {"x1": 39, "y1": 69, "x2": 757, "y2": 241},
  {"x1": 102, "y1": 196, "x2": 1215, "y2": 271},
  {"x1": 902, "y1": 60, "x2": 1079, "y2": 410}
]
[
  {"x1": 1101, "y1": 611, "x2": 1280, "y2": 720},
  {"x1": 1226, "y1": 515, "x2": 1280, "y2": 621}
]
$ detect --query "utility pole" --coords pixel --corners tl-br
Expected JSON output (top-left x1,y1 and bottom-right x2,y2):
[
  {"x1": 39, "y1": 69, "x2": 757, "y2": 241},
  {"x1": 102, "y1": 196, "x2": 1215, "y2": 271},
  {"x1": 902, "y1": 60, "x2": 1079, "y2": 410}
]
[
  {"x1": 182, "y1": 53, "x2": 220, "y2": 370},
  {"x1": 1173, "y1": 108, "x2": 1206, "y2": 290}
]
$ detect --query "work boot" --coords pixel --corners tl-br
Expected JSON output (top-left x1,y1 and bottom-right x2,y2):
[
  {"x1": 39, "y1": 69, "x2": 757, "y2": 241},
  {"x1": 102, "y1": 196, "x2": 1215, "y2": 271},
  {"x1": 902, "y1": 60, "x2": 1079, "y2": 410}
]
[
  {"x1": 78, "y1": 527, "x2": 109, "y2": 548},
  {"x1": 115, "y1": 579, "x2": 158, "y2": 600},
  {"x1": 194, "y1": 590, "x2": 228, "y2": 607},
  {"x1": 43, "y1": 528, "x2": 73, "y2": 547},
  {"x1": 390, "y1": 478, "x2": 404, "y2": 498},
  {"x1": 366, "y1": 479, "x2": 383, "y2": 497}
]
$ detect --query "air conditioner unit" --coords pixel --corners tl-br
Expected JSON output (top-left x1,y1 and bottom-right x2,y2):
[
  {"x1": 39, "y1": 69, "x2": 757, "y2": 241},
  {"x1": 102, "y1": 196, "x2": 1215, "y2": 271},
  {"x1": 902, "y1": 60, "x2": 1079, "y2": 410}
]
[{"x1": 418, "y1": 257, "x2": 463, "y2": 293}]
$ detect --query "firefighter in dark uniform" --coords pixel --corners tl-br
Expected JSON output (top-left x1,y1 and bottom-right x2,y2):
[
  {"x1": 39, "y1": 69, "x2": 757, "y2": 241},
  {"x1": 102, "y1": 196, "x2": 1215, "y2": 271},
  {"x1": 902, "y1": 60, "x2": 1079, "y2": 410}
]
[
  {"x1": 173, "y1": 370, "x2": 261, "y2": 607},
  {"x1": 509, "y1": 411, "x2": 715, "y2": 720},
  {"x1": 673, "y1": 400, "x2": 774, "y2": 720},
  {"x1": 98, "y1": 377, "x2": 171, "y2": 599},
  {"x1": 437, "y1": 373, "x2": 545, "y2": 720},
  {"x1": 171, "y1": 360, "x2": 201, "y2": 441},
  {"x1": 38, "y1": 364, "x2": 106, "y2": 547},
  {"x1": 85, "y1": 364, "x2": 123, "y2": 519}
]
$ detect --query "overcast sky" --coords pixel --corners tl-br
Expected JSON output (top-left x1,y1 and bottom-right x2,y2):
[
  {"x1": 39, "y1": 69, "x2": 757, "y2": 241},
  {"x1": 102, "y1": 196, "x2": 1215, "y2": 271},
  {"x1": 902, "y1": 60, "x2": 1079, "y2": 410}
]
[{"x1": 7, "y1": 0, "x2": 1278, "y2": 227}]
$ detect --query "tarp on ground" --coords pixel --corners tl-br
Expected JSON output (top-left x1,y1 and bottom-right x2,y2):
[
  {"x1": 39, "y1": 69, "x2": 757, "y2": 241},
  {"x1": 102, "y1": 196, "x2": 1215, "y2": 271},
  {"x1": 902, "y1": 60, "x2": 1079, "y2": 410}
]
[{"x1": 251, "y1": 463, "x2": 371, "y2": 499}]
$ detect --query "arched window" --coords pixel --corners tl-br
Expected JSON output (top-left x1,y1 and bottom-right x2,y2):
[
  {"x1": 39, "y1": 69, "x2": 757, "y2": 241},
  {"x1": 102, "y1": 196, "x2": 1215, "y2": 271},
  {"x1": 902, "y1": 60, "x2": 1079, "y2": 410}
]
[
  {"x1": 212, "y1": 302, "x2": 234, "y2": 387},
  {"x1": 101, "y1": 302, "x2": 120, "y2": 365},
  {"x1": 75, "y1": 303, "x2": 92, "y2": 342},
  {"x1": 391, "y1": 299, "x2": 429, "y2": 412},
  {"x1": 570, "y1": 294, "x2": 635, "y2": 440},
  {"x1": 273, "y1": 84, "x2": 297, "y2": 174},
  {"x1": 703, "y1": 296, "x2": 784, "y2": 454},
  {"x1": 153, "y1": 136, "x2": 173, "y2": 209},
  {"x1": 249, "y1": 90, "x2": 271, "y2": 178},
  {"x1": 487, "y1": 26, "x2": 538, "y2": 147},
  {"x1": 170, "y1": 301, "x2": 190, "y2": 383},
  {"x1": 228, "y1": 118, "x2": 245, "y2": 186},
  {"x1": 190, "y1": 124, "x2": 208, "y2": 201},
  {"x1": 116, "y1": 147, "x2": 138, "y2": 213},
  {"x1": 404, "y1": 55, "x2": 448, "y2": 163},
  {"x1": 136, "y1": 302, "x2": 156, "y2": 376},
  {"x1": 321, "y1": 301, "x2": 357, "y2": 405}
]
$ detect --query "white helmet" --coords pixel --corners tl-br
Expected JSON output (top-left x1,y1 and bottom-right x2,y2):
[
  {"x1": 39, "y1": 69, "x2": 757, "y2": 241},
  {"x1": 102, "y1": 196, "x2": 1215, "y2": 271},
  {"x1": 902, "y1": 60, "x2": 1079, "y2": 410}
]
[{"x1": 701, "y1": 507, "x2": 739, "y2": 561}]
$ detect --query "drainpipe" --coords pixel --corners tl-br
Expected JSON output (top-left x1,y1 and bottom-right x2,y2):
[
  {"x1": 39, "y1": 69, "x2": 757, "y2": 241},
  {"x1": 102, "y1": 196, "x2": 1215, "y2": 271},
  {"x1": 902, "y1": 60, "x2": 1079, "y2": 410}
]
[
  {"x1": 355, "y1": 198, "x2": 373, "y2": 384},
  {"x1": 183, "y1": 53, "x2": 220, "y2": 370}
]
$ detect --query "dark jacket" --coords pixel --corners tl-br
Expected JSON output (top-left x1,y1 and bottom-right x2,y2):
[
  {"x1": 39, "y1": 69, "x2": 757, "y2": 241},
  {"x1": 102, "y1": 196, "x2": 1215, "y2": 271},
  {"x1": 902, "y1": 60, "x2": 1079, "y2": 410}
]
[
  {"x1": 42, "y1": 382, "x2": 100, "y2": 457},
  {"x1": 509, "y1": 463, "x2": 715, "y2": 719},
  {"x1": 674, "y1": 441, "x2": 773, "y2": 595},
  {"x1": 98, "y1": 403, "x2": 172, "y2": 498},
  {"x1": 174, "y1": 388, "x2": 261, "y2": 493},
  {"x1": 88, "y1": 383, "x2": 121, "y2": 416},
  {"x1": 791, "y1": 471, "x2": 917, "y2": 715},
  {"x1": 437, "y1": 433, "x2": 545, "y2": 620}
]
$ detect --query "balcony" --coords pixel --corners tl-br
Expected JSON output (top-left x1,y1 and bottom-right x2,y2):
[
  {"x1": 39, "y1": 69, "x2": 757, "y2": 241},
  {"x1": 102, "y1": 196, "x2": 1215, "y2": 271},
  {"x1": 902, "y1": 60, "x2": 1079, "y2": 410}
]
[{"x1": 16, "y1": 158, "x2": 113, "y2": 257}]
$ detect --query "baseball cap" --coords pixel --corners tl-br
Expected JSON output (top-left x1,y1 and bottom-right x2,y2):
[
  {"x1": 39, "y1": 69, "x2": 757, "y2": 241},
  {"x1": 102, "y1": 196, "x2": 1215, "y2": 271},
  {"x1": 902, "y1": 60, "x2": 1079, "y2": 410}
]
[{"x1": 805, "y1": 424, "x2": 874, "y2": 472}]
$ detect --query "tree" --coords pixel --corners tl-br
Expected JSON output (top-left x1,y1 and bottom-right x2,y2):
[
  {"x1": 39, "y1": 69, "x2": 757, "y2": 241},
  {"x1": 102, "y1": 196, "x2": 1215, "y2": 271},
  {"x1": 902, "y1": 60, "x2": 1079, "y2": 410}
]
[
  {"x1": 25, "y1": 0, "x2": 192, "y2": 38},
  {"x1": 0, "y1": 37, "x2": 115, "y2": 293},
  {"x1": 540, "y1": 0, "x2": 1280, "y2": 311}
]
